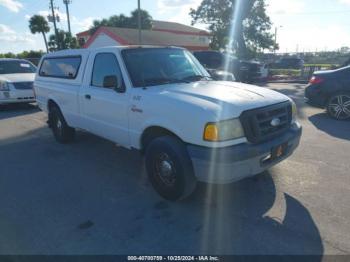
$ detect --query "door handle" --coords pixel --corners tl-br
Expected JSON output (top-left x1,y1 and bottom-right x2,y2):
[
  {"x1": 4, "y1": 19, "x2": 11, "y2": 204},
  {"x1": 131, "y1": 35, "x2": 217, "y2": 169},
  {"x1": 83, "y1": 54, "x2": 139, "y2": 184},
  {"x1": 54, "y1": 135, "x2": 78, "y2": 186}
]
[{"x1": 85, "y1": 94, "x2": 91, "y2": 100}]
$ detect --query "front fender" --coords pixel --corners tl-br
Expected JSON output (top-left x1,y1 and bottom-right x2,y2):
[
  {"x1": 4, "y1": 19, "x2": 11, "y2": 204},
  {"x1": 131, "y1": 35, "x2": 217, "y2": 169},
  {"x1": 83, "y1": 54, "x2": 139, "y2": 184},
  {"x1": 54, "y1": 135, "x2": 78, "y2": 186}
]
[{"x1": 130, "y1": 118, "x2": 185, "y2": 149}]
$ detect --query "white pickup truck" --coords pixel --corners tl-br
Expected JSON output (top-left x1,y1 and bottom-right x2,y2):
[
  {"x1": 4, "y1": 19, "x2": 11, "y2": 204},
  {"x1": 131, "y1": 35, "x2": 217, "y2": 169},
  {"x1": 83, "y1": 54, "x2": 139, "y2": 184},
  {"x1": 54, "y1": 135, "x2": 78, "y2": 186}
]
[{"x1": 34, "y1": 46, "x2": 302, "y2": 200}]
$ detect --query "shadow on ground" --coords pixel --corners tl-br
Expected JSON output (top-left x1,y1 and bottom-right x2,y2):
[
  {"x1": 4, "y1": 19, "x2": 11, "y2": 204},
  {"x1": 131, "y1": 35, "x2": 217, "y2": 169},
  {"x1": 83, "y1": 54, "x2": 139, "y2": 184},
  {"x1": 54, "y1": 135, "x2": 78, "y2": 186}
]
[
  {"x1": 309, "y1": 113, "x2": 350, "y2": 140},
  {"x1": 0, "y1": 127, "x2": 324, "y2": 256},
  {"x1": 0, "y1": 103, "x2": 39, "y2": 120}
]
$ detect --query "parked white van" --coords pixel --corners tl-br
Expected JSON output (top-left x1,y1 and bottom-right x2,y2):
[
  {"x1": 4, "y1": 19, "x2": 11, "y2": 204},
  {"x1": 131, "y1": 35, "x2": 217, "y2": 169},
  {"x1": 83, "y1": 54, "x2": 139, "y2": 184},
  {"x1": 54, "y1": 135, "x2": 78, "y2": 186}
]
[
  {"x1": 34, "y1": 46, "x2": 302, "y2": 200},
  {"x1": 0, "y1": 59, "x2": 36, "y2": 105}
]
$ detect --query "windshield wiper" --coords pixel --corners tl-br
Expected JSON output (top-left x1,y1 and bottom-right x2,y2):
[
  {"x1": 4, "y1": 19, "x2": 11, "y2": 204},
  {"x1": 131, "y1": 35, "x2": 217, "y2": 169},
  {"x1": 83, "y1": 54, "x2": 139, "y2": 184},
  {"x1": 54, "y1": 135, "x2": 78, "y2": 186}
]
[
  {"x1": 141, "y1": 75, "x2": 212, "y2": 87},
  {"x1": 180, "y1": 75, "x2": 213, "y2": 82},
  {"x1": 142, "y1": 77, "x2": 190, "y2": 87}
]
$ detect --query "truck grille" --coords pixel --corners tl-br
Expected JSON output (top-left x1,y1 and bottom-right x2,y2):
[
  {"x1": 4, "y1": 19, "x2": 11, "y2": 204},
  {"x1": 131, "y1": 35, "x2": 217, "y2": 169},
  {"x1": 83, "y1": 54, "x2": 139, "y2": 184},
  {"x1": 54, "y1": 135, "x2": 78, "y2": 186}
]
[
  {"x1": 240, "y1": 101, "x2": 292, "y2": 144},
  {"x1": 12, "y1": 82, "x2": 33, "y2": 90}
]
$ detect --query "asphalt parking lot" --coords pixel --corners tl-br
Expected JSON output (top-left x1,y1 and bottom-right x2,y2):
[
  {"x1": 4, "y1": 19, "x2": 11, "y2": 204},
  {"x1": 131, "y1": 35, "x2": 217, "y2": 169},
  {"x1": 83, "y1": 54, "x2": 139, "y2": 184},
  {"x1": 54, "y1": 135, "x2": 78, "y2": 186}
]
[{"x1": 0, "y1": 83, "x2": 349, "y2": 256}]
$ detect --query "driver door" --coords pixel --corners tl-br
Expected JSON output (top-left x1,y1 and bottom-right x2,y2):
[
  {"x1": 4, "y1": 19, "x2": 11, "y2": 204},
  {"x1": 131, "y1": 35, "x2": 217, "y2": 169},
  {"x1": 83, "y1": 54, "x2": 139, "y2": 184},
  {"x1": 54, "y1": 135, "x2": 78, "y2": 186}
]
[{"x1": 80, "y1": 51, "x2": 130, "y2": 147}]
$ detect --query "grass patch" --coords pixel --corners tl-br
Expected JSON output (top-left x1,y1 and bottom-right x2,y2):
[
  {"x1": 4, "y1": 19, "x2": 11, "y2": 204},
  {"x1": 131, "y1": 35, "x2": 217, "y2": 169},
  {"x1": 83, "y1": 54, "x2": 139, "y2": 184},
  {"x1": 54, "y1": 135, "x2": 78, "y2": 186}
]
[
  {"x1": 269, "y1": 69, "x2": 301, "y2": 77},
  {"x1": 304, "y1": 64, "x2": 335, "y2": 67}
]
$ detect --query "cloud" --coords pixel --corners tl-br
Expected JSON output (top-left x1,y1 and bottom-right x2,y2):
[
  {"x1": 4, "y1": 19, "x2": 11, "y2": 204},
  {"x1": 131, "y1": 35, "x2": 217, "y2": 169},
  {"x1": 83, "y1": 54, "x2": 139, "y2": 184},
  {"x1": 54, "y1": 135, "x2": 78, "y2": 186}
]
[
  {"x1": 0, "y1": 0, "x2": 23, "y2": 12},
  {"x1": 157, "y1": 0, "x2": 205, "y2": 28},
  {"x1": 158, "y1": 0, "x2": 199, "y2": 8},
  {"x1": 0, "y1": 24, "x2": 35, "y2": 43},
  {"x1": 0, "y1": 23, "x2": 15, "y2": 34},
  {"x1": 157, "y1": 0, "x2": 201, "y2": 13},
  {"x1": 266, "y1": 0, "x2": 304, "y2": 15},
  {"x1": 36, "y1": 10, "x2": 98, "y2": 33},
  {"x1": 72, "y1": 16, "x2": 100, "y2": 31},
  {"x1": 339, "y1": 0, "x2": 350, "y2": 4},
  {"x1": 277, "y1": 24, "x2": 350, "y2": 52}
]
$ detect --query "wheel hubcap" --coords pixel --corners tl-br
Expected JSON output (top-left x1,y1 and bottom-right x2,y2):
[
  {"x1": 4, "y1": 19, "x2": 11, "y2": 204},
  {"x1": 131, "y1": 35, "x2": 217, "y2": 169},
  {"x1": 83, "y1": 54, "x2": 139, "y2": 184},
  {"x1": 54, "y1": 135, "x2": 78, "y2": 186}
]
[
  {"x1": 154, "y1": 153, "x2": 176, "y2": 187},
  {"x1": 55, "y1": 118, "x2": 64, "y2": 136},
  {"x1": 328, "y1": 95, "x2": 350, "y2": 119},
  {"x1": 160, "y1": 160, "x2": 173, "y2": 175},
  {"x1": 56, "y1": 119, "x2": 62, "y2": 130}
]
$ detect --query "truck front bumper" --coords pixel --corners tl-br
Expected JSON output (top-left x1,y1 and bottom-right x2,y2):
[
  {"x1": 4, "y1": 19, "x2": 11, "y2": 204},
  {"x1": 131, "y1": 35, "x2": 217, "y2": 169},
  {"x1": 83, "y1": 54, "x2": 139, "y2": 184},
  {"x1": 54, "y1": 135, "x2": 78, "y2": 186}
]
[{"x1": 187, "y1": 122, "x2": 302, "y2": 184}]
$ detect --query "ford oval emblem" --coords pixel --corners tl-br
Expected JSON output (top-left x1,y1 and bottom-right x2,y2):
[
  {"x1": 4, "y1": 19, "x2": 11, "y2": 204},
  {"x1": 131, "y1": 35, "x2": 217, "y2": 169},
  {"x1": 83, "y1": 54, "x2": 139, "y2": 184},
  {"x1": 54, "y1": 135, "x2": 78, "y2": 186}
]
[{"x1": 271, "y1": 118, "x2": 281, "y2": 127}]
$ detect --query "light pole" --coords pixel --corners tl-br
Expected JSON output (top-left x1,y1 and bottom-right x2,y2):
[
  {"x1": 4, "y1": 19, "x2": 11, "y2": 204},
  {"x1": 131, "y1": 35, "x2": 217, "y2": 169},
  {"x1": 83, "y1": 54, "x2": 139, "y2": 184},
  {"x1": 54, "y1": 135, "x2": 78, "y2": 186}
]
[
  {"x1": 63, "y1": 0, "x2": 72, "y2": 35},
  {"x1": 50, "y1": 0, "x2": 60, "y2": 49},
  {"x1": 274, "y1": 25, "x2": 282, "y2": 55},
  {"x1": 138, "y1": 0, "x2": 142, "y2": 45}
]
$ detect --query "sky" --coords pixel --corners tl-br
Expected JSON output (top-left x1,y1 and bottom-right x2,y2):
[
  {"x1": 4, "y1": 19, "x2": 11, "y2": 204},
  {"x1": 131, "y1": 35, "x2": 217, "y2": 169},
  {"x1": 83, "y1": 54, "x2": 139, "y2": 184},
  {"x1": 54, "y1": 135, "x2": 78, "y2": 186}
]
[{"x1": 1, "y1": 0, "x2": 350, "y2": 54}]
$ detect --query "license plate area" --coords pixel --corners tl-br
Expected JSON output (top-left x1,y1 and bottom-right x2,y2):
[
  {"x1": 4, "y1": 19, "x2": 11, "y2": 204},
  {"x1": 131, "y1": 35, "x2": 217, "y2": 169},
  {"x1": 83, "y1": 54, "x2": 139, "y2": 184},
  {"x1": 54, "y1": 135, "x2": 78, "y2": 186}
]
[
  {"x1": 261, "y1": 142, "x2": 288, "y2": 165},
  {"x1": 271, "y1": 143, "x2": 288, "y2": 161}
]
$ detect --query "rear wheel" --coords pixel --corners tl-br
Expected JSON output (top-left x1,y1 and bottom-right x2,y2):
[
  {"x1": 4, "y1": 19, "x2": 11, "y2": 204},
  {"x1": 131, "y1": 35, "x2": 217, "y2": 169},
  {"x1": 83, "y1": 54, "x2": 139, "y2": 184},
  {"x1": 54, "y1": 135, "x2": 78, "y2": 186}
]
[
  {"x1": 326, "y1": 92, "x2": 350, "y2": 120},
  {"x1": 145, "y1": 136, "x2": 197, "y2": 201},
  {"x1": 49, "y1": 106, "x2": 75, "y2": 143}
]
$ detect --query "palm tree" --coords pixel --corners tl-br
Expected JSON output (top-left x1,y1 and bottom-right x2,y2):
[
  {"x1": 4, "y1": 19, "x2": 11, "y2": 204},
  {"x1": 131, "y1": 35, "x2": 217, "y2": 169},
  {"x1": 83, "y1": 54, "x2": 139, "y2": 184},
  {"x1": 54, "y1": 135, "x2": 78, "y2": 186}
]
[
  {"x1": 29, "y1": 15, "x2": 50, "y2": 53},
  {"x1": 48, "y1": 30, "x2": 78, "y2": 52}
]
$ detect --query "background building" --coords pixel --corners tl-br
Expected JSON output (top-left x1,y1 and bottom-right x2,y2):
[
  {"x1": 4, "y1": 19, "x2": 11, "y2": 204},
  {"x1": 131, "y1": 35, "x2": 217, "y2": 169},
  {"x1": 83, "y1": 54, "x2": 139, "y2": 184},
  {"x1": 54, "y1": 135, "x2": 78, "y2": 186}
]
[{"x1": 77, "y1": 20, "x2": 211, "y2": 51}]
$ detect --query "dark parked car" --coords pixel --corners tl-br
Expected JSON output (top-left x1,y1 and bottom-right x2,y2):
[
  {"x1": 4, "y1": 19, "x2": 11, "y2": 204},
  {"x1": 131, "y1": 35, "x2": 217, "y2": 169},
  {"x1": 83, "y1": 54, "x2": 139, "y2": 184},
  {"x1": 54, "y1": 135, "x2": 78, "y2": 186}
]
[
  {"x1": 206, "y1": 68, "x2": 235, "y2": 81},
  {"x1": 193, "y1": 51, "x2": 267, "y2": 83},
  {"x1": 239, "y1": 60, "x2": 269, "y2": 83},
  {"x1": 271, "y1": 57, "x2": 304, "y2": 69},
  {"x1": 305, "y1": 66, "x2": 350, "y2": 120},
  {"x1": 193, "y1": 51, "x2": 237, "y2": 81}
]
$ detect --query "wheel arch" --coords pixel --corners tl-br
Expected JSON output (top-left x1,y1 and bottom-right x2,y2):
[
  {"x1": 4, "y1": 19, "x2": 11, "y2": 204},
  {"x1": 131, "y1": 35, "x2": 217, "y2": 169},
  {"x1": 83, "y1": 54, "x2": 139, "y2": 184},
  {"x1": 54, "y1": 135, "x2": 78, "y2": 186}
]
[
  {"x1": 47, "y1": 98, "x2": 62, "y2": 127},
  {"x1": 140, "y1": 126, "x2": 183, "y2": 153},
  {"x1": 326, "y1": 89, "x2": 350, "y2": 103},
  {"x1": 47, "y1": 98, "x2": 60, "y2": 112}
]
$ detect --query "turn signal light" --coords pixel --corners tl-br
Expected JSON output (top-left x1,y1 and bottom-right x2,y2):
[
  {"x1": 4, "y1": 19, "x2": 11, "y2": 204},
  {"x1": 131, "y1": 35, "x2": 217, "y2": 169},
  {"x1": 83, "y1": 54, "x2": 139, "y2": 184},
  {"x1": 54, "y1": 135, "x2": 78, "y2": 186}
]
[{"x1": 204, "y1": 124, "x2": 219, "y2": 141}]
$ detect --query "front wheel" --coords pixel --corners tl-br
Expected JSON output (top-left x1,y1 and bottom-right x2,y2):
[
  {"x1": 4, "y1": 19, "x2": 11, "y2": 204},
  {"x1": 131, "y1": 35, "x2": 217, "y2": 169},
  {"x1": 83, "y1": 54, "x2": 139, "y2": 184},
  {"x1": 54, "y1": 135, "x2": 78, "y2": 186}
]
[
  {"x1": 326, "y1": 92, "x2": 350, "y2": 120},
  {"x1": 145, "y1": 136, "x2": 197, "y2": 201},
  {"x1": 49, "y1": 106, "x2": 75, "y2": 143}
]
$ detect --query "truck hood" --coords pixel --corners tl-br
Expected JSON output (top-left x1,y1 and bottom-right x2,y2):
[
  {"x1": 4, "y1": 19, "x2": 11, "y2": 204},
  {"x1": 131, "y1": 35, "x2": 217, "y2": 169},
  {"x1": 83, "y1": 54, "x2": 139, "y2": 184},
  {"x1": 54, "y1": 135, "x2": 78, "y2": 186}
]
[
  {"x1": 0, "y1": 73, "x2": 35, "y2": 82},
  {"x1": 153, "y1": 81, "x2": 290, "y2": 119}
]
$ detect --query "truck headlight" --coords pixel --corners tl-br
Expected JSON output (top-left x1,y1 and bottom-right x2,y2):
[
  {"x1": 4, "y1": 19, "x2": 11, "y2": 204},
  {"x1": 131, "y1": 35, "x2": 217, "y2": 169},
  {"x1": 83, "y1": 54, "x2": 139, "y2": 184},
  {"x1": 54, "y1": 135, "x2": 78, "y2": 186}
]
[
  {"x1": 204, "y1": 118, "x2": 244, "y2": 142},
  {"x1": 291, "y1": 100, "x2": 297, "y2": 123},
  {"x1": 0, "y1": 81, "x2": 10, "y2": 91}
]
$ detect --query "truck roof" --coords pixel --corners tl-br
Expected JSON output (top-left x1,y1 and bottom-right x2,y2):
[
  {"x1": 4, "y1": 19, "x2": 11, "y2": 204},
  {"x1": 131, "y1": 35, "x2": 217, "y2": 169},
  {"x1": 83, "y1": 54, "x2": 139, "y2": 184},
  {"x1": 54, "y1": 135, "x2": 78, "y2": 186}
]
[{"x1": 43, "y1": 45, "x2": 185, "y2": 58}]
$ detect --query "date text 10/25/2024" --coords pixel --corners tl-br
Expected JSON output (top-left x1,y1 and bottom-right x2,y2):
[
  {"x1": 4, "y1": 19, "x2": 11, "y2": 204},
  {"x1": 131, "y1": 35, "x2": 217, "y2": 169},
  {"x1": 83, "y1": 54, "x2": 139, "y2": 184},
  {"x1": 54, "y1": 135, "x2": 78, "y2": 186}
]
[{"x1": 127, "y1": 256, "x2": 219, "y2": 261}]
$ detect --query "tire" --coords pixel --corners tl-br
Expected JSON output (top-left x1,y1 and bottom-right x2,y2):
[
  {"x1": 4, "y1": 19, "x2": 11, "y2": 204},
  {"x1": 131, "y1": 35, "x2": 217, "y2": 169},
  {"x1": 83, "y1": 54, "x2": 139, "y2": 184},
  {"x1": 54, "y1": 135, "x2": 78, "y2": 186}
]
[
  {"x1": 145, "y1": 136, "x2": 197, "y2": 201},
  {"x1": 326, "y1": 92, "x2": 350, "y2": 120},
  {"x1": 49, "y1": 106, "x2": 75, "y2": 143}
]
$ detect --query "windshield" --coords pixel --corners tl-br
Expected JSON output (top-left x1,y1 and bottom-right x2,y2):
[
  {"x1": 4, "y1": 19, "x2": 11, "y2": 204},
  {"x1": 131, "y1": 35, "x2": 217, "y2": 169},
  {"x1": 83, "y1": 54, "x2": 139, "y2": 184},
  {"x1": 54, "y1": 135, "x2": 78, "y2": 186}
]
[
  {"x1": 121, "y1": 48, "x2": 210, "y2": 87},
  {"x1": 0, "y1": 60, "x2": 36, "y2": 74}
]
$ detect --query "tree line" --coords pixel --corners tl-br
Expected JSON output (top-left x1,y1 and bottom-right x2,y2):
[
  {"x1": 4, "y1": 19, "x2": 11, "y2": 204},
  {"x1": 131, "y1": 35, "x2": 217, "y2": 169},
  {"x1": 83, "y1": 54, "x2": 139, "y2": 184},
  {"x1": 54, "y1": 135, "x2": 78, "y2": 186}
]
[
  {"x1": 24, "y1": 0, "x2": 276, "y2": 59},
  {"x1": 0, "y1": 50, "x2": 44, "y2": 59}
]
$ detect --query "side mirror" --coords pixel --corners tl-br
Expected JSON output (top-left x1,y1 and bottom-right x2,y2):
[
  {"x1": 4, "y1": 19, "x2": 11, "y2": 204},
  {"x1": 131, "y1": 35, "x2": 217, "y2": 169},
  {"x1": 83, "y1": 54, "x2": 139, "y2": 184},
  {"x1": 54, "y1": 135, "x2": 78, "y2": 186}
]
[
  {"x1": 103, "y1": 75, "x2": 125, "y2": 93},
  {"x1": 103, "y1": 75, "x2": 118, "y2": 88}
]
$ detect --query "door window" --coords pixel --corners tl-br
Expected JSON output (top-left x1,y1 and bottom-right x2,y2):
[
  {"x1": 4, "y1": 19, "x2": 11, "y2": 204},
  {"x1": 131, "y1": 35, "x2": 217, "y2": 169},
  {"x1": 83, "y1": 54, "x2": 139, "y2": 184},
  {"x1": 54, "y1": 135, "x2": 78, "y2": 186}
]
[{"x1": 91, "y1": 53, "x2": 123, "y2": 88}]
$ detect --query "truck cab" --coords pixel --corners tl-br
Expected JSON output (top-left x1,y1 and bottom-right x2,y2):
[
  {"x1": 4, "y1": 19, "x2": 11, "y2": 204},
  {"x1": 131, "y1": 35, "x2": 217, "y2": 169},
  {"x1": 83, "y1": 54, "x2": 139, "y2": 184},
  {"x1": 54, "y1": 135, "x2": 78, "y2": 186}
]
[{"x1": 35, "y1": 46, "x2": 302, "y2": 201}]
